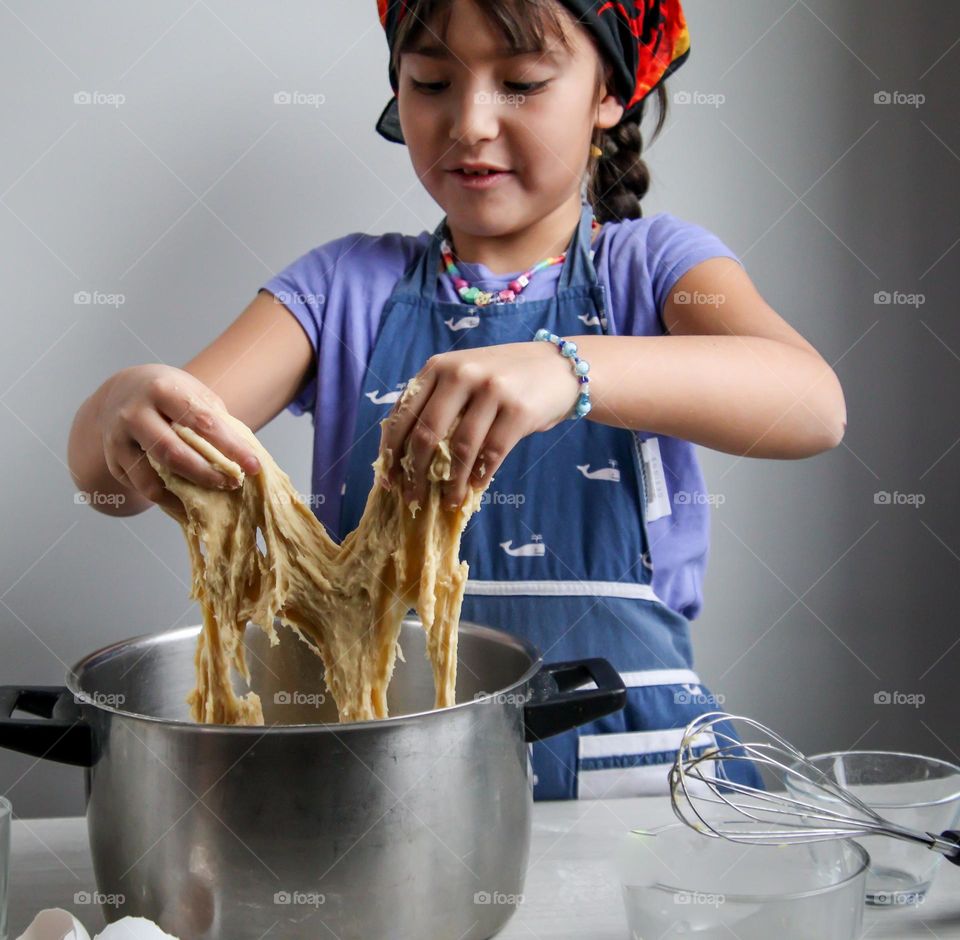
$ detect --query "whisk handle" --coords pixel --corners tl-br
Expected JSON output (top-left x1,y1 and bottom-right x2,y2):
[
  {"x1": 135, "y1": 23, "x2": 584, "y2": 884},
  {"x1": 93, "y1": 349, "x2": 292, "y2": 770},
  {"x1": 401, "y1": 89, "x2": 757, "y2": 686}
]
[{"x1": 938, "y1": 830, "x2": 960, "y2": 865}]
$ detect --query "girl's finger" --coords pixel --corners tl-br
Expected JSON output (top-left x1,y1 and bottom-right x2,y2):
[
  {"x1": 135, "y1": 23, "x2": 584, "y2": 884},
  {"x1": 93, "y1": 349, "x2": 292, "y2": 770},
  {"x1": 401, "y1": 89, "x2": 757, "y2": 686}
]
[
  {"x1": 153, "y1": 385, "x2": 261, "y2": 474},
  {"x1": 379, "y1": 372, "x2": 437, "y2": 484},
  {"x1": 117, "y1": 439, "x2": 188, "y2": 522},
  {"x1": 472, "y1": 408, "x2": 524, "y2": 491},
  {"x1": 442, "y1": 391, "x2": 500, "y2": 510},
  {"x1": 128, "y1": 414, "x2": 244, "y2": 491},
  {"x1": 403, "y1": 379, "x2": 472, "y2": 507}
]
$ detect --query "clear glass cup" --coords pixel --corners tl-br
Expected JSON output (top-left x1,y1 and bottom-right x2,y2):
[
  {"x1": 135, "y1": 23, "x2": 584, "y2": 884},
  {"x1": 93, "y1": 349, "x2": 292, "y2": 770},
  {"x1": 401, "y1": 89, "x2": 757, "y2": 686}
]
[
  {"x1": 0, "y1": 795, "x2": 9, "y2": 940},
  {"x1": 618, "y1": 821, "x2": 868, "y2": 940},
  {"x1": 786, "y1": 751, "x2": 960, "y2": 907}
]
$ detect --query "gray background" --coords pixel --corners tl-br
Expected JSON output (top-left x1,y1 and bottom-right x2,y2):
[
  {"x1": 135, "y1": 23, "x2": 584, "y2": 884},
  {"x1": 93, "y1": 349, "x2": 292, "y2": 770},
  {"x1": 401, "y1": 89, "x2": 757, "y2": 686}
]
[{"x1": 1, "y1": 0, "x2": 957, "y2": 818}]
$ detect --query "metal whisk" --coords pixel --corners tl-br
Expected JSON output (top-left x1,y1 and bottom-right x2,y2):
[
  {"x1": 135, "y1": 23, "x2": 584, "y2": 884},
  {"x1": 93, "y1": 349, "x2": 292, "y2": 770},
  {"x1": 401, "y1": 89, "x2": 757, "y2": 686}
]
[{"x1": 669, "y1": 711, "x2": 960, "y2": 864}]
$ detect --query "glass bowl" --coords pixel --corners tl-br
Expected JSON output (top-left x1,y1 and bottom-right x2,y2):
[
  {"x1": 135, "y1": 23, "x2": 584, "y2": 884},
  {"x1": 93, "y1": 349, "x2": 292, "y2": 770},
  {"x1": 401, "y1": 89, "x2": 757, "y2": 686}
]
[
  {"x1": 619, "y1": 820, "x2": 869, "y2": 939},
  {"x1": 786, "y1": 750, "x2": 960, "y2": 906}
]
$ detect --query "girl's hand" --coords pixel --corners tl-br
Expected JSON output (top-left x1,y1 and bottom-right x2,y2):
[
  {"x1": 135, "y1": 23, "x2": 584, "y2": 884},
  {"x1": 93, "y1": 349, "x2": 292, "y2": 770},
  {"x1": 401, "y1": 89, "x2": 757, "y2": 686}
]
[
  {"x1": 379, "y1": 342, "x2": 581, "y2": 510},
  {"x1": 98, "y1": 364, "x2": 262, "y2": 519}
]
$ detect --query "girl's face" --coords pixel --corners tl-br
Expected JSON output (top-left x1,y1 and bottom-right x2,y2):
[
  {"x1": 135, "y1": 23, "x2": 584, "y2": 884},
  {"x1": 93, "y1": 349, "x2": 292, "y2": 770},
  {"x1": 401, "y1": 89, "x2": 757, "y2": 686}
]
[{"x1": 397, "y1": 0, "x2": 623, "y2": 240}]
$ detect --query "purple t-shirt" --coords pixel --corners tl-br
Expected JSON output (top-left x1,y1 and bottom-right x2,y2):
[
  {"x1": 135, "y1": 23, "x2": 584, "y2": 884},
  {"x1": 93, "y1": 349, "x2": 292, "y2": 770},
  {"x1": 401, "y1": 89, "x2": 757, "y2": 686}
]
[{"x1": 259, "y1": 212, "x2": 741, "y2": 621}]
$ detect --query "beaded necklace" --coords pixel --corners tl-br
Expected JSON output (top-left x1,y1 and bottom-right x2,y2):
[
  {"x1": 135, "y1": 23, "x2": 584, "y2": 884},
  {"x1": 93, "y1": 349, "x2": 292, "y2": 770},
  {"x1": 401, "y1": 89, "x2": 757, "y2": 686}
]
[{"x1": 440, "y1": 218, "x2": 602, "y2": 306}]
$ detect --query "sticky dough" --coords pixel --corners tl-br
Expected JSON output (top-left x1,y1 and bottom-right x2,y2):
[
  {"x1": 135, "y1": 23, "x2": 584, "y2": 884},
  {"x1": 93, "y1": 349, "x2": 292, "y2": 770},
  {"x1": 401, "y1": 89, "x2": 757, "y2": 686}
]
[{"x1": 147, "y1": 380, "x2": 489, "y2": 725}]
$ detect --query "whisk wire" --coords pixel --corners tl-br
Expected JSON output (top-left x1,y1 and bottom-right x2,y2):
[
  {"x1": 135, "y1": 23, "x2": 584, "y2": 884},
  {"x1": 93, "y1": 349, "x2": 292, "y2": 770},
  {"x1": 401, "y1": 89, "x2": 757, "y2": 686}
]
[{"x1": 669, "y1": 711, "x2": 953, "y2": 856}]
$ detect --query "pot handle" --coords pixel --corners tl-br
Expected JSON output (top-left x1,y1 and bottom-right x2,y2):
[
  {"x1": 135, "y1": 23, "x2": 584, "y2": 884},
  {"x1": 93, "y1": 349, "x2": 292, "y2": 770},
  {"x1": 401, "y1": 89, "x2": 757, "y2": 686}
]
[
  {"x1": 523, "y1": 658, "x2": 626, "y2": 742},
  {"x1": 0, "y1": 686, "x2": 94, "y2": 767}
]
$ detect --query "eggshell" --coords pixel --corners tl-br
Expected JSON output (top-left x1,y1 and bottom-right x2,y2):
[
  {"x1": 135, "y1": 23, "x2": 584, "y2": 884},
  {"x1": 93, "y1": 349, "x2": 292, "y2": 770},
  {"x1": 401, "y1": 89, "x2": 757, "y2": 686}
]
[{"x1": 15, "y1": 909, "x2": 181, "y2": 940}]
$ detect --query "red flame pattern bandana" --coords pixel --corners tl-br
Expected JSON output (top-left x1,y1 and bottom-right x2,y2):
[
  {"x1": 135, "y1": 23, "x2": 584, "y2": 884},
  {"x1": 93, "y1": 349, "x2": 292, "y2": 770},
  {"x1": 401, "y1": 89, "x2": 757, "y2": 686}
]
[{"x1": 375, "y1": 0, "x2": 690, "y2": 142}]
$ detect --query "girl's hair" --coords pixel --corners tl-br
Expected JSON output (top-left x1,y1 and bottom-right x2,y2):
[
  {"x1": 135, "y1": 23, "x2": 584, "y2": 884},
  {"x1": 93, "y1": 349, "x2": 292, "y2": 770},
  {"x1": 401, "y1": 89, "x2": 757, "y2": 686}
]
[{"x1": 390, "y1": 0, "x2": 669, "y2": 224}]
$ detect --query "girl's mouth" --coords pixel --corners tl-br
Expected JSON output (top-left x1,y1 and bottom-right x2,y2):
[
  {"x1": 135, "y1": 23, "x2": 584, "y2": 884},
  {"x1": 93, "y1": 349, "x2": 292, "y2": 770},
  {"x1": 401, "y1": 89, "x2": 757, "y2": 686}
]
[{"x1": 448, "y1": 169, "x2": 513, "y2": 189}]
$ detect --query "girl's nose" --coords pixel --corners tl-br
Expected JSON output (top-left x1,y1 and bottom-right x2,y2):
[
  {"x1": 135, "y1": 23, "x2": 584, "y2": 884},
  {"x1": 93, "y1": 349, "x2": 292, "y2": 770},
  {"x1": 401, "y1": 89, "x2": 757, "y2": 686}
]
[{"x1": 449, "y1": 86, "x2": 500, "y2": 145}]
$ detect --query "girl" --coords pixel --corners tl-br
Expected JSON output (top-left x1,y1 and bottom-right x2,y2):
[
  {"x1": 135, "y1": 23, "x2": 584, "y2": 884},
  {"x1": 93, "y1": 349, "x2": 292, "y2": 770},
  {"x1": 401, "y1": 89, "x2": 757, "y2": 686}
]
[{"x1": 68, "y1": 0, "x2": 846, "y2": 800}]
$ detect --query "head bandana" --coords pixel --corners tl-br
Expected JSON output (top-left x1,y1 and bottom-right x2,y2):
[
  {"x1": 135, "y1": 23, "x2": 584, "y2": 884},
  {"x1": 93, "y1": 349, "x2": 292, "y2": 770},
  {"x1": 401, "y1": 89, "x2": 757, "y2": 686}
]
[{"x1": 375, "y1": 0, "x2": 690, "y2": 144}]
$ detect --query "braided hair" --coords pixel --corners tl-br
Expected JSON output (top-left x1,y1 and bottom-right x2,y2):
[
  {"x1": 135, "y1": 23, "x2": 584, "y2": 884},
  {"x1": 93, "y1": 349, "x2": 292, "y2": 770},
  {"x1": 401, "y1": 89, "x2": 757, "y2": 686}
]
[{"x1": 587, "y1": 77, "x2": 669, "y2": 224}]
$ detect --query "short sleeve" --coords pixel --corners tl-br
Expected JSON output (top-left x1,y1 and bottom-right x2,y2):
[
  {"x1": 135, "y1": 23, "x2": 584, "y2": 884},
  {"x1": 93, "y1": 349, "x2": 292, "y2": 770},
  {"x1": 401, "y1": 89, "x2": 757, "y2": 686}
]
[
  {"x1": 646, "y1": 212, "x2": 743, "y2": 326},
  {"x1": 257, "y1": 287, "x2": 316, "y2": 416},
  {"x1": 258, "y1": 236, "x2": 351, "y2": 417}
]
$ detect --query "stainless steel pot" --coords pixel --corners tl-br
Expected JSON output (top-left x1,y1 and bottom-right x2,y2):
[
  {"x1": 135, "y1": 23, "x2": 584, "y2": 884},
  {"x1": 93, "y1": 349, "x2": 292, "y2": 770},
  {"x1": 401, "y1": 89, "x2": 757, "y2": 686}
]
[{"x1": 0, "y1": 617, "x2": 625, "y2": 939}]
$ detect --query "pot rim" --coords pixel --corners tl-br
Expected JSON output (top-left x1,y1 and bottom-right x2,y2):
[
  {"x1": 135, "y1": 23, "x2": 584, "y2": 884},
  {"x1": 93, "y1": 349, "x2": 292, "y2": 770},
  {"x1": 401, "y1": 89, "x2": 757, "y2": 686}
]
[{"x1": 65, "y1": 618, "x2": 545, "y2": 733}]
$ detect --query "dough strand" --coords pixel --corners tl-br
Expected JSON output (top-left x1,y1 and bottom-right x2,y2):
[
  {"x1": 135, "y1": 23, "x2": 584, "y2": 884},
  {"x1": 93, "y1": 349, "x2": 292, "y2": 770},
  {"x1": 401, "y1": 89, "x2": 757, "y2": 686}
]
[{"x1": 147, "y1": 385, "x2": 487, "y2": 725}]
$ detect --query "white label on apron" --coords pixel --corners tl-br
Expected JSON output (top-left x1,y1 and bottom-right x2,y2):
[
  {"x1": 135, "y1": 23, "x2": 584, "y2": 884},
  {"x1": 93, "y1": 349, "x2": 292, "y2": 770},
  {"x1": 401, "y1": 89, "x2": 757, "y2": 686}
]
[{"x1": 639, "y1": 436, "x2": 672, "y2": 522}]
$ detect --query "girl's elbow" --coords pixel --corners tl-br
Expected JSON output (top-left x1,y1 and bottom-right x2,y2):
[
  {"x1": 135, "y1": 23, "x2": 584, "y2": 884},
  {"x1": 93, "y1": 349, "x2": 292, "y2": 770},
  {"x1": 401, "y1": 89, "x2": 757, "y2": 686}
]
[
  {"x1": 820, "y1": 412, "x2": 846, "y2": 452},
  {"x1": 811, "y1": 376, "x2": 847, "y2": 453},
  {"x1": 781, "y1": 362, "x2": 846, "y2": 457}
]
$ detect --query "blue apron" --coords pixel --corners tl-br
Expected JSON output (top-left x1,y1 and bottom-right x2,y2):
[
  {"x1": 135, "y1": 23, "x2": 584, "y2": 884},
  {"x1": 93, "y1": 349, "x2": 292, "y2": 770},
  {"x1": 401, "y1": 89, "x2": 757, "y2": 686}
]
[{"x1": 339, "y1": 202, "x2": 762, "y2": 800}]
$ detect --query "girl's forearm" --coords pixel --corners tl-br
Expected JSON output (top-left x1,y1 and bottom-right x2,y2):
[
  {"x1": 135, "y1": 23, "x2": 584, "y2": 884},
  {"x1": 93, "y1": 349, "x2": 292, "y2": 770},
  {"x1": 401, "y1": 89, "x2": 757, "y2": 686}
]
[{"x1": 568, "y1": 334, "x2": 846, "y2": 458}]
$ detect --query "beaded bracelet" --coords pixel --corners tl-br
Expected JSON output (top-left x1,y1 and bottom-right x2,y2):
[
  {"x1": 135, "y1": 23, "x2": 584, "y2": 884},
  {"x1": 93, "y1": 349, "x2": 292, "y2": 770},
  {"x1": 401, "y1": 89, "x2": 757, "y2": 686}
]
[{"x1": 533, "y1": 329, "x2": 592, "y2": 418}]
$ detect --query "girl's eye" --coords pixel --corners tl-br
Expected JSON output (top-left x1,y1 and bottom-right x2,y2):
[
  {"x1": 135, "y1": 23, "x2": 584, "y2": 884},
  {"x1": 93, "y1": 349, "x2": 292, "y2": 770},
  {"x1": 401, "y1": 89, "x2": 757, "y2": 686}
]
[
  {"x1": 505, "y1": 81, "x2": 548, "y2": 93},
  {"x1": 410, "y1": 79, "x2": 549, "y2": 95},
  {"x1": 411, "y1": 80, "x2": 448, "y2": 94}
]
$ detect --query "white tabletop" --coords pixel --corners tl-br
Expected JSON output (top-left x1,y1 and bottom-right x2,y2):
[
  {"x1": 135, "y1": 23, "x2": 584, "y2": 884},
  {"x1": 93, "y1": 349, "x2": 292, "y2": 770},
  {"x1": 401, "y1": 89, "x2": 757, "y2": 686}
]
[{"x1": 8, "y1": 798, "x2": 958, "y2": 938}]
